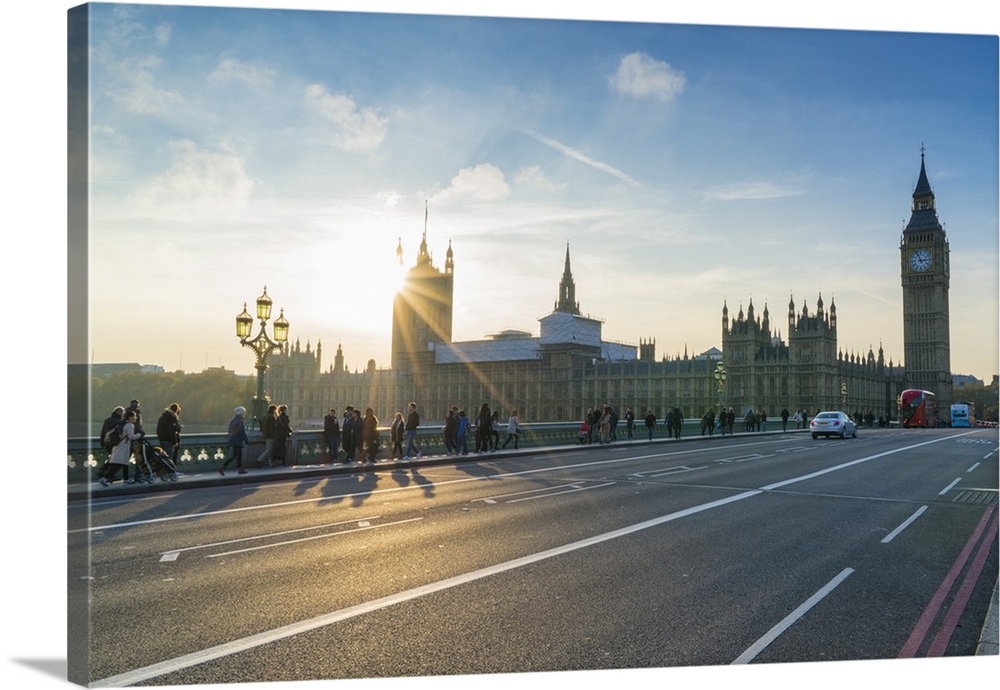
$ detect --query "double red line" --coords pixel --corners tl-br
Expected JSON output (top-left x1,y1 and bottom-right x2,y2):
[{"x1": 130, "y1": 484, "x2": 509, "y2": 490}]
[{"x1": 898, "y1": 503, "x2": 998, "y2": 657}]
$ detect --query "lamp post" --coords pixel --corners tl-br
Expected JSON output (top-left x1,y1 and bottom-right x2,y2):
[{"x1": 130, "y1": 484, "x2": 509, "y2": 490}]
[
  {"x1": 714, "y1": 360, "x2": 727, "y2": 412},
  {"x1": 841, "y1": 381, "x2": 848, "y2": 410},
  {"x1": 236, "y1": 286, "x2": 289, "y2": 429}
]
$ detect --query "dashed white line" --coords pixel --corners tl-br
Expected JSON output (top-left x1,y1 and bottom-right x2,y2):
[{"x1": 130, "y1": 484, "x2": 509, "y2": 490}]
[
  {"x1": 732, "y1": 567, "x2": 855, "y2": 664},
  {"x1": 882, "y1": 506, "x2": 928, "y2": 544}
]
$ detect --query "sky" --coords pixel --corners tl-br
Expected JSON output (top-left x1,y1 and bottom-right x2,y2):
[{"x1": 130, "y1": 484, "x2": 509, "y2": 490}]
[{"x1": 71, "y1": 2, "x2": 998, "y2": 383}]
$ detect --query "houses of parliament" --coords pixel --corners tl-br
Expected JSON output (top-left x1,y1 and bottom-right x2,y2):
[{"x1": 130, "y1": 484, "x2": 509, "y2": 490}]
[{"x1": 267, "y1": 154, "x2": 953, "y2": 425}]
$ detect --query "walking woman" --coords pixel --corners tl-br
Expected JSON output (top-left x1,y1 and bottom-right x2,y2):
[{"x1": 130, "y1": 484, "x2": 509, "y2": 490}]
[
  {"x1": 502, "y1": 409, "x2": 520, "y2": 449},
  {"x1": 100, "y1": 409, "x2": 142, "y2": 486}
]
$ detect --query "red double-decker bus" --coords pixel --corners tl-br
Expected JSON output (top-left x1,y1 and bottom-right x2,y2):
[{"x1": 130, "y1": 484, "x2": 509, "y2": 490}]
[{"x1": 899, "y1": 389, "x2": 938, "y2": 428}]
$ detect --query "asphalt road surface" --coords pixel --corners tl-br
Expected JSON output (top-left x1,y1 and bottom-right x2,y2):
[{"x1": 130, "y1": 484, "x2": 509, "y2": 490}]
[{"x1": 69, "y1": 427, "x2": 998, "y2": 686}]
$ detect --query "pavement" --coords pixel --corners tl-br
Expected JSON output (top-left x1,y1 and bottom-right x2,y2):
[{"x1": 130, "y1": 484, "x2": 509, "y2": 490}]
[{"x1": 70, "y1": 438, "x2": 999, "y2": 658}]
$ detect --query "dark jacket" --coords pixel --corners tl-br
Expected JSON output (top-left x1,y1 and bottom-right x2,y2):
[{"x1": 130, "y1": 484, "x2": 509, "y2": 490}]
[
  {"x1": 156, "y1": 409, "x2": 181, "y2": 445},
  {"x1": 405, "y1": 409, "x2": 420, "y2": 431},
  {"x1": 260, "y1": 411, "x2": 276, "y2": 439},
  {"x1": 324, "y1": 413, "x2": 340, "y2": 437},
  {"x1": 227, "y1": 414, "x2": 250, "y2": 447}
]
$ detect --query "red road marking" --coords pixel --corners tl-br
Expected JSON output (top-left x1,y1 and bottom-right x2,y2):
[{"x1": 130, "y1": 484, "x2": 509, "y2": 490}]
[{"x1": 898, "y1": 503, "x2": 997, "y2": 658}]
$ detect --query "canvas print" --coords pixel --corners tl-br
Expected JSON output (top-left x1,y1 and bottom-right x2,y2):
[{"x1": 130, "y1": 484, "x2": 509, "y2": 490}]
[{"x1": 66, "y1": 2, "x2": 998, "y2": 688}]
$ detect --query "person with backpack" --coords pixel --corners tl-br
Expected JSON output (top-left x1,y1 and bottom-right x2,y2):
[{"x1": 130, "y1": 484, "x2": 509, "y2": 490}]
[
  {"x1": 100, "y1": 409, "x2": 142, "y2": 486},
  {"x1": 644, "y1": 409, "x2": 657, "y2": 440}
]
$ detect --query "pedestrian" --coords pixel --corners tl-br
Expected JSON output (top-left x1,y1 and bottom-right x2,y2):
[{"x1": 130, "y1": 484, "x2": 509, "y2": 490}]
[
  {"x1": 476, "y1": 403, "x2": 492, "y2": 453},
  {"x1": 760, "y1": 409, "x2": 768, "y2": 432},
  {"x1": 351, "y1": 408, "x2": 364, "y2": 462},
  {"x1": 156, "y1": 403, "x2": 182, "y2": 462},
  {"x1": 727, "y1": 407, "x2": 736, "y2": 435},
  {"x1": 609, "y1": 406, "x2": 619, "y2": 442},
  {"x1": 793, "y1": 409, "x2": 802, "y2": 430},
  {"x1": 341, "y1": 406, "x2": 356, "y2": 463},
  {"x1": 598, "y1": 405, "x2": 612, "y2": 444},
  {"x1": 404, "y1": 402, "x2": 422, "y2": 459},
  {"x1": 219, "y1": 406, "x2": 250, "y2": 475},
  {"x1": 97, "y1": 406, "x2": 125, "y2": 479},
  {"x1": 456, "y1": 410, "x2": 470, "y2": 455},
  {"x1": 670, "y1": 407, "x2": 683, "y2": 439},
  {"x1": 256, "y1": 404, "x2": 277, "y2": 467},
  {"x1": 644, "y1": 409, "x2": 656, "y2": 440},
  {"x1": 588, "y1": 406, "x2": 600, "y2": 444},
  {"x1": 124, "y1": 399, "x2": 146, "y2": 480},
  {"x1": 273, "y1": 404, "x2": 291, "y2": 467},
  {"x1": 490, "y1": 409, "x2": 501, "y2": 451},
  {"x1": 362, "y1": 407, "x2": 380, "y2": 463},
  {"x1": 323, "y1": 407, "x2": 340, "y2": 463},
  {"x1": 781, "y1": 407, "x2": 790, "y2": 432},
  {"x1": 99, "y1": 409, "x2": 141, "y2": 486},
  {"x1": 390, "y1": 412, "x2": 405, "y2": 458},
  {"x1": 502, "y1": 409, "x2": 520, "y2": 449},
  {"x1": 625, "y1": 407, "x2": 635, "y2": 440},
  {"x1": 443, "y1": 408, "x2": 458, "y2": 455},
  {"x1": 701, "y1": 408, "x2": 716, "y2": 436}
]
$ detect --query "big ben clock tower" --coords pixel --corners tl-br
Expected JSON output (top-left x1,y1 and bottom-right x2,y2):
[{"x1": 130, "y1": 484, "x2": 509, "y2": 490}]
[{"x1": 900, "y1": 149, "x2": 952, "y2": 414}]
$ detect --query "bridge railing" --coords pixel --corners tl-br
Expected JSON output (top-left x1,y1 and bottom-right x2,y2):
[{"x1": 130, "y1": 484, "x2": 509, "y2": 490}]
[{"x1": 67, "y1": 418, "x2": 778, "y2": 479}]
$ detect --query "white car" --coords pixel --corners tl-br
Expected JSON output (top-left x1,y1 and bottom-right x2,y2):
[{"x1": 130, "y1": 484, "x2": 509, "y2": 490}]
[{"x1": 810, "y1": 411, "x2": 857, "y2": 439}]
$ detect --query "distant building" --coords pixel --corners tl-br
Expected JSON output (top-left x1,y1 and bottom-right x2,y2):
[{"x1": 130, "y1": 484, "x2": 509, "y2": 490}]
[
  {"x1": 268, "y1": 232, "x2": 904, "y2": 424},
  {"x1": 953, "y1": 374, "x2": 985, "y2": 390}
]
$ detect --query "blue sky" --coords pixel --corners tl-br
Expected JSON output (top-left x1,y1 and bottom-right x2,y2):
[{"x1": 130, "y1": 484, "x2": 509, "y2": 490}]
[{"x1": 76, "y1": 1, "x2": 997, "y2": 382}]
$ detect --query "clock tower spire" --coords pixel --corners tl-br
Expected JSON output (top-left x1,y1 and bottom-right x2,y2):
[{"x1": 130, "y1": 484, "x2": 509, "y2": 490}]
[{"x1": 900, "y1": 148, "x2": 952, "y2": 416}]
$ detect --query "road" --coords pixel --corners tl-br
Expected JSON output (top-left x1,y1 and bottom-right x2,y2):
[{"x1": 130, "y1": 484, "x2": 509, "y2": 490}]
[{"x1": 68, "y1": 427, "x2": 999, "y2": 686}]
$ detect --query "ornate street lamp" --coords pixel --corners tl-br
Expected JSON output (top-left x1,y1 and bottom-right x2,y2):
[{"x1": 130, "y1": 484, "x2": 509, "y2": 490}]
[
  {"x1": 714, "y1": 360, "x2": 727, "y2": 411},
  {"x1": 236, "y1": 286, "x2": 289, "y2": 429},
  {"x1": 841, "y1": 381, "x2": 848, "y2": 409}
]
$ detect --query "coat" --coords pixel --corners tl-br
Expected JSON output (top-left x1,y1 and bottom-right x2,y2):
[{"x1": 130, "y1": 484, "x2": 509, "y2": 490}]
[
  {"x1": 228, "y1": 414, "x2": 250, "y2": 447},
  {"x1": 109, "y1": 421, "x2": 141, "y2": 465}
]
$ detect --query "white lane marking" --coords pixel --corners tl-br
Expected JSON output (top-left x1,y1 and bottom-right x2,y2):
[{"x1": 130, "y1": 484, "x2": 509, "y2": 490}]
[
  {"x1": 732, "y1": 568, "x2": 855, "y2": 664},
  {"x1": 155, "y1": 517, "x2": 383, "y2": 560},
  {"x1": 506, "y1": 482, "x2": 615, "y2": 504},
  {"x1": 76, "y1": 432, "x2": 974, "y2": 535},
  {"x1": 758, "y1": 434, "x2": 962, "y2": 493},
  {"x1": 205, "y1": 518, "x2": 423, "y2": 558},
  {"x1": 474, "y1": 483, "x2": 583, "y2": 503},
  {"x1": 967, "y1": 462, "x2": 981, "y2": 472},
  {"x1": 90, "y1": 488, "x2": 764, "y2": 688},
  {"x1": 939, "y1": 478, "x2": 962, "y2": 496},
  {"x1": 159, "y1": 552, "x2": 179, "y2": 563},
  {"x1": 882, "y1": 506, "x2": 928, "y2": 544},
  {"x1": 628, "y1": 465, "x2": 708, "y2": 479}
]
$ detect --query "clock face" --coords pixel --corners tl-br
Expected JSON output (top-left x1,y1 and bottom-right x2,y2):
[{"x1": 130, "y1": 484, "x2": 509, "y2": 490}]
[{"x1": 909, "y1": 248, "x2": 932, "y2": 272}]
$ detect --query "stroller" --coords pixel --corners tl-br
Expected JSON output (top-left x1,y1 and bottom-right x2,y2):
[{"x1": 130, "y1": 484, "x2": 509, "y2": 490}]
[{"x1": 133, "y1": 438, "x2": 180, "y2": 482}]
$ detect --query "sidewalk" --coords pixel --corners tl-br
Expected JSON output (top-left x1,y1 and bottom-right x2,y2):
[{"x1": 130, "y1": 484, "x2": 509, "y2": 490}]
[{"x1": 69, "y1": 438, "x2": 999, "y2": 657}]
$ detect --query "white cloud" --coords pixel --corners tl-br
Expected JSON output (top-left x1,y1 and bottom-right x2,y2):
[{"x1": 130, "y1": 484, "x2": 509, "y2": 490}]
[
  {"x1": 526, "y1": 130, "x2": 646, "y2": 188},
  {"x1": 105, "y1": 54, "x2": 184, "y2": 115},
  {"x1": 514, "y1": 165, "x2": 565, "y2": 193},
  {"x1": 609, "y1": 51, "x2": 685, "y2": 103},
  {"x1": 433, "y1": 163, "x2": 511, "y2": 202},
  {"x1": 127, "y1": 139, "x2": 255, "y2": 217},
  {"x1": 303, "y1": 84, "x2": 388, "y2": 152},
  {"x1": 208, "y1": 56, "x2": 277, "y2": 87}
]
